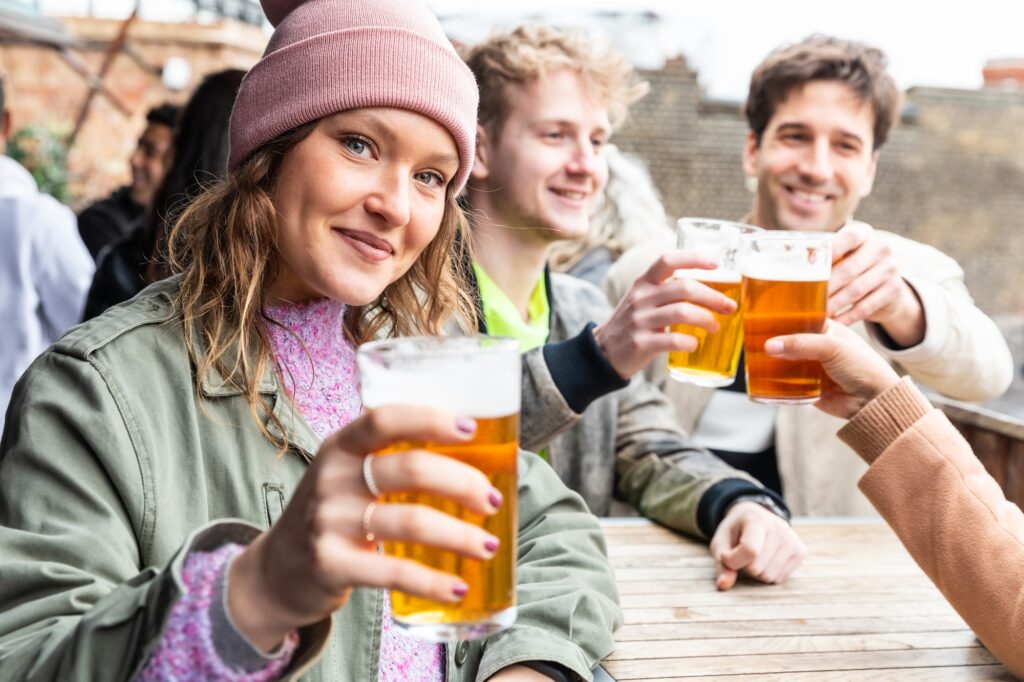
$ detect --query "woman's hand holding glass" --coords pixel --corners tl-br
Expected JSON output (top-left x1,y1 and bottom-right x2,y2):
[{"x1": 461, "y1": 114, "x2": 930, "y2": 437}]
[
  {"x1": 764, "y1": 319, "x2": 901, "y2": 420},
  {"x1": 227, "y1": 405, "x2": 503, "y2": 652}
]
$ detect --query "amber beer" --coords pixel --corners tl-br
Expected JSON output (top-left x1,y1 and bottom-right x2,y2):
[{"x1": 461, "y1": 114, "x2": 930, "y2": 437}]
[
  {"x1": 357, "y1": 337, "x2": 520, "y2": 642},
  {"x1": 668, "y1": 219, "x2": 762, "y2": 387},
  {"x1": 741, "y1": 233, "x2": 832, "y2": 404}
]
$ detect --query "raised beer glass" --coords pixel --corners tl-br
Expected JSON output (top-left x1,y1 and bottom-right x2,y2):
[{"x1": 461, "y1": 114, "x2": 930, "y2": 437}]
[
  {"x1": 357, "y1": 336, "x2": 520, "y2": 642},
  {"x1": 668, "y1": 218, "x2": 762, "y2": 387},
  {"x1": 741, "y1": 232, "x2": 832, "y2": 404}
]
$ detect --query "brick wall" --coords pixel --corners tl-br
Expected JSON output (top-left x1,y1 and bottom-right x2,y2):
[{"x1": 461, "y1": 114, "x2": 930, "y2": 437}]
[
  {"x1": 0, "y1": 16, "x2": 264, "y2": 208},
  {"x1": 615, "y1": 61, "x2": 1024, "y2": 317}
]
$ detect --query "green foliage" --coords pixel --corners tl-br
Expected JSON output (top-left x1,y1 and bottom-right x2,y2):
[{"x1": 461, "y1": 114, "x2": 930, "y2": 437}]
[{"x1": 5, "y1": 124, "x2": 70, "y2": 202}]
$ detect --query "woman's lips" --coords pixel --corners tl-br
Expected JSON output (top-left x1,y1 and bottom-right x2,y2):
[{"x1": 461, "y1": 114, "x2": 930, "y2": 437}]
[{"x1": 335, "y1": 228, "x2": 394, "y2": 263}]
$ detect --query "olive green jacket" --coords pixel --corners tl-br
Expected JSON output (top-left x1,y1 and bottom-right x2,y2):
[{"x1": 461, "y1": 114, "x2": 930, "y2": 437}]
[{"x1": 0, "y1": 279, "x2": 621, "y2": 681}]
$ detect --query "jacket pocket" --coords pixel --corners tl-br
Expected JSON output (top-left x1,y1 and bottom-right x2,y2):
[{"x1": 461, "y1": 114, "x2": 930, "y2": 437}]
[{"x1": 263, "y1": 482, "x2": 286, "y2": 528}]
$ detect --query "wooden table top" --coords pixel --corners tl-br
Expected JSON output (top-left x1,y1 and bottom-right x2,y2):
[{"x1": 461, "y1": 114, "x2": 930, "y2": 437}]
[{"x1": 599, "y1": 518, "x2": 1014, "y2": 681}]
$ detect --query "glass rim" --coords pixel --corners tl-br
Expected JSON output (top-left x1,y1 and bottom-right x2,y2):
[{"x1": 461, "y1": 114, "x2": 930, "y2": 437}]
[
  {"x1": 742, "y1": 230, "x2": 834, "y2": 244},
  {"x1": 676, "y1": 217, "x2": 764, "y2": 235},
  {"x1": 357, "y1": 335, "x2": 519, "y2": 361}
]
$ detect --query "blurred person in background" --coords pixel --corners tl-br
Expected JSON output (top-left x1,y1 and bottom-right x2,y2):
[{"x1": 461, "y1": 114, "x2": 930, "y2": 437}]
[
  {"x1": 83, "y1": 69, "x2": 245, "y2": 320},
  {"x1": 605, "y1": 35, "x2": 1014, "y2": 515},
  {"x1": 76, "y1": 102, "x2": 179, "y2": 260},
  {"x1": 548, "y1": 143, "x2": 673, "y2": 287},
  {"x1": 0, "y1": 74, "x2": 93, "y2": 427}
]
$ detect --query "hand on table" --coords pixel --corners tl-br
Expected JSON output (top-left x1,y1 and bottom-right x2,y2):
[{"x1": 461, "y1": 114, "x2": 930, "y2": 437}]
[
  {"x1": 228, "y1": 405, "x2": 502, "y2": 651},
  {"x1": 710, "y1": 501, "x2": 806, "y2": 591},
  {"x1": 593, "y1": 250, "x2": 737, "y2": 379}
]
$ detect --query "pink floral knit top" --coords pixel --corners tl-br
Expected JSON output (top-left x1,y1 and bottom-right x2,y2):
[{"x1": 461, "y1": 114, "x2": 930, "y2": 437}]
[{"x1": 136, "y1": 298, "x2": 443, "y2": 681}]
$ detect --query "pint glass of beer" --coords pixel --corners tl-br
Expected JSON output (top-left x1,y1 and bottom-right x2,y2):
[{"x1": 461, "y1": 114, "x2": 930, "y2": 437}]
[
  {"x1": 668, "y1": 218, "x2": 762, "y2": 387},
  {"x1": 357, "y1": 336, "x2": 520, "y2": 642},
  {"x1": 741, "y1": 232, "x2": 832, "y2": 404}
]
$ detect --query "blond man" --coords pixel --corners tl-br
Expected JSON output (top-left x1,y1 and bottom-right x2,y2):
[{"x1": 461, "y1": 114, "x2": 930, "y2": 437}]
[{"x1": 463, "y1": 27, "x2": 807, "y2": 602}]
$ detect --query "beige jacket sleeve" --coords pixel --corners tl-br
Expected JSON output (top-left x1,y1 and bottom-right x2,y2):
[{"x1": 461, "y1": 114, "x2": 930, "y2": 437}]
[
  {"x1": 865, "y1": 230, "x2": 1013, "y2": 402},
  {"x1": 838, "y1": 377, "x2": 1024, "y2": 677}
]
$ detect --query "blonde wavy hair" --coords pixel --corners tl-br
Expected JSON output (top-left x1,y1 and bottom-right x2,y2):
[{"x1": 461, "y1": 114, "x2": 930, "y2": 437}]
[
  {"x1": 463, "y1": 24, "x2": 649, "y2": 138},
  {"x1": 167, "y1": 120, "x2": 476, "y2": 448}
]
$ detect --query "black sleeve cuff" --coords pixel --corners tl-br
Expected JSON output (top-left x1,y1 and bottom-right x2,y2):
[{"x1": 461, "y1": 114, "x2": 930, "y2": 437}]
[
  {"x1": 541, "y1": 322, "x2": 629, "y2": 414},
  {"x1": 696, "y1": 478, "x2": 789, "y2": 537},
  {"x1": 521, "y1": 660, "x2": 577, "y2": 682}
]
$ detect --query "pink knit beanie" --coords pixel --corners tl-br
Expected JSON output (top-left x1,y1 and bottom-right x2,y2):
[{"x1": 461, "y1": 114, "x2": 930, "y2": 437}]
[{"x1": 228, "y1": 0, "x2": 478, "y2": 192}]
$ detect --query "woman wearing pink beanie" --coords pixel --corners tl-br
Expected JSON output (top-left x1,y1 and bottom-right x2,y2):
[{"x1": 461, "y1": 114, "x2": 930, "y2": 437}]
[{"x1": 0, "y1": 1, "x2": 620, "y2": 681}]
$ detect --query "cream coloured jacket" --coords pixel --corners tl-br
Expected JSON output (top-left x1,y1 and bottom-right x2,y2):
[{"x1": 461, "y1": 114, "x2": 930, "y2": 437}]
[{"x1": 603, "y1": 224, "x2": 1014, "y2": 515}]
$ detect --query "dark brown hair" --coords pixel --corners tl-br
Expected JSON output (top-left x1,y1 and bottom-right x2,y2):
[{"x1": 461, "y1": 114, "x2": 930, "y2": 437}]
[{"x1": 745, "y1": 35, "x2": 902, "y2": 150}]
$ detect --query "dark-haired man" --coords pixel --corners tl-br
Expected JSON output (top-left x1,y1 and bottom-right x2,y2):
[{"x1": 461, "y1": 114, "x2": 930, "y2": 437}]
[
  {"x1": 607, "y1": 36, "x2": 1013, "y2": 515},
  {"x1": 77, "y1": 103, "x2": 179, "y2": 259}
]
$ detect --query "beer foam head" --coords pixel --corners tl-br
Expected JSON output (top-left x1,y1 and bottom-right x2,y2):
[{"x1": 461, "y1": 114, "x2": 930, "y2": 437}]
[
  {"x1": 673, "y1": 267, "x2": 741, "y2": 283},
  {"x1": 741, "y1": 233, "x2": 832, "y2": 281},
  {"x1": 358, "y1": 337, "x2": 520, "y2": 417}
]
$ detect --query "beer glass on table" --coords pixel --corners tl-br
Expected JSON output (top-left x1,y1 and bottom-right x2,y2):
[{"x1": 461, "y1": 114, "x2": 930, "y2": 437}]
[
  {"x1": 668, "y1": 218, "x2": 762, "y2": 387},
  {"x1": 357, "y1": 336, "x2": 520, "y2": 642},
  {"x1": 741, "y1": 232, "x2": 832, "y2": 404}
]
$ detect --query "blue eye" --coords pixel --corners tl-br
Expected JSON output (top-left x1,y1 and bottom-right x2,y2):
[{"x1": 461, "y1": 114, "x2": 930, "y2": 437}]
[
  {"x1": 342, "y1": 135, "x2": 371, "y2": 156},
  {"x1": 415, "y1": 171, "x2": 446, "y2": 187}
]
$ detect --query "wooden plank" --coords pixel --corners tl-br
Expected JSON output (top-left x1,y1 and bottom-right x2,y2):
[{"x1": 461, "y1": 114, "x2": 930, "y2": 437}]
[
  {"x1": 614, "y1": 574, "x2": 934, "y2": 595},
  {"x1": 972, "y1": 430, "x2": 1009, "y2": 489},
  {"x1": 1007, "y1": 439, "x2": 1024, "y2": 508},
  {"x1": 622, "y1": 600, "x2": 958, "y2": 625},
  {"x1": 670, "y1": 665, "x2": 1016, "y2": 681},
  {"x1": 605, "y1": 630, "x2": 981, "y2": 660},
  {"x1": 614, "y1": 616, "x2": 970, "y2": 642},
  {"x1": 602, "y1": 647, "x2": 998, "y2": 679},
  {"x1": 610, "y1": 554, "x2": 918, "y2": 570},
  {"x1": 606, "y1": 540, "x2": 905, "y2": 557},
  {"x1": 612, "y1": 562, "x2": 928, "y2": 581},
  {"x1": 619, "y1": 589, "x2": 942, "y2": 608}
]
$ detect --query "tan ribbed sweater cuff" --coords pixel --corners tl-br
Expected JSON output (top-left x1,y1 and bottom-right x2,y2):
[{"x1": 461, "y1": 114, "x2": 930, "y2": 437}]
[{"x1": 837, "y1": 377, "x2": 933, "y2": 464}]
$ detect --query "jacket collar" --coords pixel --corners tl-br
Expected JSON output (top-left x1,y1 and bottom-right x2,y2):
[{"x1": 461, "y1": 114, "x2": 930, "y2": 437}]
[{"x1": 160, "y1": 280, "x2": 319, "y2": 460}]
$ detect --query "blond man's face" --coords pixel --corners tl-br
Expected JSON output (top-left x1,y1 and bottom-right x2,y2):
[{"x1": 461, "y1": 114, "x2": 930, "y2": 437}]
[{"x1": 473, "y1": 68, "x2": 611, "y2": 244}]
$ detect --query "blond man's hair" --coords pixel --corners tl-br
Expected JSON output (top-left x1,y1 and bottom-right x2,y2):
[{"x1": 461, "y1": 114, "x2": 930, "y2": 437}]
[{"x1": 462, "y1": 25, "x2": 649, "y2": 138}]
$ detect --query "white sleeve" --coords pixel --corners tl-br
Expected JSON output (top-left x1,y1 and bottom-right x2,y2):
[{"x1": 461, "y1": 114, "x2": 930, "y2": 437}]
[{"x1": 31, "y1": 195, "x2": 94, "y2": 341}]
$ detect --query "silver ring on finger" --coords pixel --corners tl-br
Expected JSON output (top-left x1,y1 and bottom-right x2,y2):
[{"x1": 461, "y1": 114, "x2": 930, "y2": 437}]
[
  {"x1": 362, "y1": 454, "x2": 382, "y2": 498},
  {"x1": 361, "y1": 501, "x2": 378, "y2": 544}
]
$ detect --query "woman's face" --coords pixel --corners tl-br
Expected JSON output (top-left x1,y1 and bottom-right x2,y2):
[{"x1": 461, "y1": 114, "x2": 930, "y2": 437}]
[{"x1": 268, "y1": 108, "x2": 459, "y2": 306}]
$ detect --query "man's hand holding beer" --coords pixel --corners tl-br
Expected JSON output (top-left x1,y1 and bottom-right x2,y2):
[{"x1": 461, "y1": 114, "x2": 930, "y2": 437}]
[
  {"x1": 829, "y1": 222, "x2": 925, "y2": 347},
  {"x1": 593, "y1": 251, "x2": 737, "y2": 379}
]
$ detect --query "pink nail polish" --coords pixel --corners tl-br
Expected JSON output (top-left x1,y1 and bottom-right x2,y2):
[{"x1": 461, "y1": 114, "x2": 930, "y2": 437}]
[
  {"x1": 484, "y1": 537, "x2": 499, "y2": 553},
  {"x1": 488, "y1": 489, "x2": 503, "y2": 509},
  {"x1": 452, "y1": 582, "x2": 469, "y2": 597},
  {"x1": 456, "y1": 417, "x2": 476, "y2": 434}
]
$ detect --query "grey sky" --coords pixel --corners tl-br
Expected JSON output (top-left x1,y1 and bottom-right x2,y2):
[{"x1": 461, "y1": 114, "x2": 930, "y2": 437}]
[{"x1": 430, "y1": 0, "x2": 1024, "y2": 100}]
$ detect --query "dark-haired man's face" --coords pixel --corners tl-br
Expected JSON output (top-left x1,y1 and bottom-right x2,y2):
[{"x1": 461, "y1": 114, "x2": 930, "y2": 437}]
[
  {"x1": 129, "y1": 122, "x2": 173, "y2": 207},
  {"x1": 744, "y1": 81, "x2": 878, "y2": 232}
]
